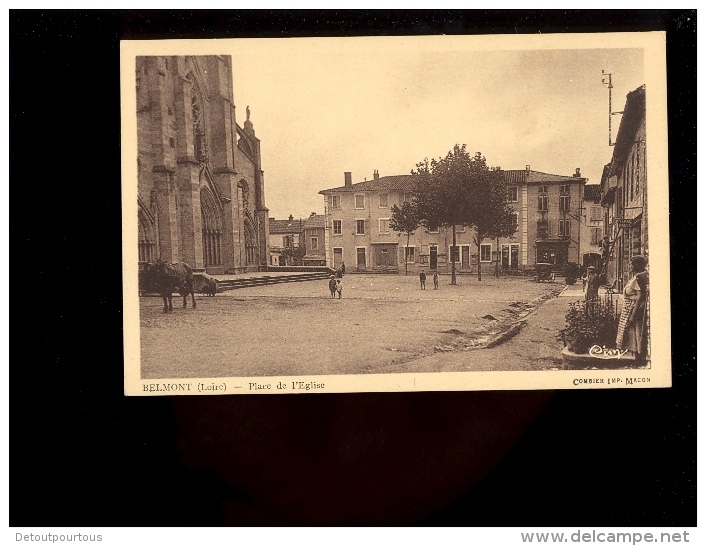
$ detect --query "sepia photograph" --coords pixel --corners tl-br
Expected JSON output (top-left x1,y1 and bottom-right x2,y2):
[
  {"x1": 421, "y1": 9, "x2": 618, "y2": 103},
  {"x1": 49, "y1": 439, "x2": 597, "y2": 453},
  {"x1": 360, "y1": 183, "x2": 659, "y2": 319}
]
[
  {"x1": 122, "y1": 33, "x2": 671, "y2": 395},
  {"x1": 11, "y1": 10, "x2": 694, "y2": 531}
]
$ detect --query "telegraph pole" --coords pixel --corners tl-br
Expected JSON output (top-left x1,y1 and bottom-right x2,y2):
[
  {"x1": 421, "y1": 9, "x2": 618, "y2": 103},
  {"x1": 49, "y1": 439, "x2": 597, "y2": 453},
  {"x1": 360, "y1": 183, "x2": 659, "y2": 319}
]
[{"x1": 601, "y1": 70, "x2": 624, "y2": 147}]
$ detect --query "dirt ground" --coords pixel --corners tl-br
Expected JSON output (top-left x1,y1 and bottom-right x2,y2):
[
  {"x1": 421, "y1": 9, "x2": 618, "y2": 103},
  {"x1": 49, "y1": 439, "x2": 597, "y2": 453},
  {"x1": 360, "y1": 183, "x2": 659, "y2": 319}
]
[{"x1": 139, "y1": 274, "x2": 561, "y2": 379}]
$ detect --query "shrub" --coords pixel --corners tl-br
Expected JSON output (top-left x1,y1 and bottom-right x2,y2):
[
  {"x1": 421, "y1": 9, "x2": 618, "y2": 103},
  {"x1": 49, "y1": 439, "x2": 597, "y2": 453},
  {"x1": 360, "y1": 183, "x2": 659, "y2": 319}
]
[
  {"x1": 564, "y1": 262, "x2": 580, "y2": 285},
  {"x1": 561, "y1": 298, "x2": 618, "y2": 354}
]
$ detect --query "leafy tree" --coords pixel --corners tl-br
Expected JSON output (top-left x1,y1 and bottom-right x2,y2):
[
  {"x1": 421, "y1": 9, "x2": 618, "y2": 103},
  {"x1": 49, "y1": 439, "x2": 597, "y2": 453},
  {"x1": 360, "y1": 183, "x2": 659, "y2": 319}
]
[
  {"x1": 281, "y1": 243, "x2": 306, "y2": 266},
  {"x1": 471, "y1": 167, "x2": 516, "y2": 281},
  {"x1": 389, "y1": 200, "x2": 420, "y2": 275},
  {"x1": 413, "y1": 145, "x2": 516, "y2": 283}
]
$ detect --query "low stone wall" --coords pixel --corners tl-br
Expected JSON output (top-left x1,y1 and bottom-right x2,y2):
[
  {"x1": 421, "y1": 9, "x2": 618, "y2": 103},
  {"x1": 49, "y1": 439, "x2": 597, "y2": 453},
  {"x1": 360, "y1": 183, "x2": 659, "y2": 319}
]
[{"x1": 266, "y1": 265, "x2": 335, "y2": 274}]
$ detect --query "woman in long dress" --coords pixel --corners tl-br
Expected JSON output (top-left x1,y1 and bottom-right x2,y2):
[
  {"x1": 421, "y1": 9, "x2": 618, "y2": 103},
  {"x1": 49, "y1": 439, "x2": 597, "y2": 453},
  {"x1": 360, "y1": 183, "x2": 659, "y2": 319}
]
[
  {"x1": 584, "y1": 265, "x2": 600, "y2": 301},
  {"x1": 616, "y1": 255, "x2": 649, "y2": 363}
]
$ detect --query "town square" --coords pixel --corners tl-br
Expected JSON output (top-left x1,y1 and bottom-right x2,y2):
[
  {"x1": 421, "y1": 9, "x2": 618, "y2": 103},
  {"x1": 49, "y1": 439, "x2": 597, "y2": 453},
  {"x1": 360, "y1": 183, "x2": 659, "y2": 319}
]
[{"x1": 125, "y1": 34, "x2": 665, "y2": 387}]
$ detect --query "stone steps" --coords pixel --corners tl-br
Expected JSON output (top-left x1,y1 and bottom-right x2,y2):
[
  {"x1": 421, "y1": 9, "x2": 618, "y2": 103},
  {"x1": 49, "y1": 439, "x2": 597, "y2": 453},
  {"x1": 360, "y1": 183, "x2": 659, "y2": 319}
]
[{"x1": 215, "y1": 272, "x2": 333, "y2": 291}]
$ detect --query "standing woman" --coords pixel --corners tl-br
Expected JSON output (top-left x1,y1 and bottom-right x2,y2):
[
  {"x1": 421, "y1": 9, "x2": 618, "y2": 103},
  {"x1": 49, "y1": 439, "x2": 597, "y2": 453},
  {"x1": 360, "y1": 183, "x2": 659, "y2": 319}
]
[
  {"x1": 616, "y1": 255, "x2": 649, "y2": 364},
  {"x1": 585, "y1": 265, "x2": 600, "y2": 301}
]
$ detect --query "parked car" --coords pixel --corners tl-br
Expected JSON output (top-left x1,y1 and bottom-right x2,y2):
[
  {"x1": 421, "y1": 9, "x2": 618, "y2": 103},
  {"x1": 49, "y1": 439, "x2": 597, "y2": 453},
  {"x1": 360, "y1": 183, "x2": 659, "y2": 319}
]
[{"x1": 534, "y1": 263, "x2": 556, "y2": 282}]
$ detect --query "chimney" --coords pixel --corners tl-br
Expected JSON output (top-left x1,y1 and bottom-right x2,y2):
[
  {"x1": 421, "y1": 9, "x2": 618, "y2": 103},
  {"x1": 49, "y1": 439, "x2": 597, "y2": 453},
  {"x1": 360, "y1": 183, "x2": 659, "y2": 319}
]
[
  {"x1": 289, "y1": 214, "x2": 293, "y2": 221},
  {"x1": 373, "y1": 169, "x2": 379, "y2": 180},
  {"x1": 344, "y1": 172, "x2": 352, "y2": 187},
  {"x1": 574, "y1": 167, "x2": 581, "y2": 178},
  {"x1": 525, "y1": 165, "x2": 530, "y2": 172}
]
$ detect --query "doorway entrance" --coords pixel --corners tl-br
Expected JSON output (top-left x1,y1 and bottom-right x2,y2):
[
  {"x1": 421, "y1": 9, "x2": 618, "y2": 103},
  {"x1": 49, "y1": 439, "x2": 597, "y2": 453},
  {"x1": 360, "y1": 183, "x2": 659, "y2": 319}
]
[
  {"x1": 536, "y1": 242, "x2": 568, "y2": 267},
  {"x1": 373, "y1": 244, "x2": 398, "y2": 270},
  {"x1": 429, "y1": 245, "x2": 438, "y2": 269},
  {"x1": 501, "y1": 244, "x2": 520, "y2": 270},
  {"x1": 356, "y1": 247, "x2": 367, "y2": 270},
  {"x1": 333, "y1": 248, "x2": 343, "y2": 269},
  {"x1": 461, "y1": 245, "x2": 470, "y2": 269}
]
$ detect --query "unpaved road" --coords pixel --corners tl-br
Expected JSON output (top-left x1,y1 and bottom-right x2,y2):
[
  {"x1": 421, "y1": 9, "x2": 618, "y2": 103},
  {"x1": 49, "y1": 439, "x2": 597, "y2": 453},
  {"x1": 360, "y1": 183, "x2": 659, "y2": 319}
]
[{"x1": 139, "y1": 274, "x2": 561, "y2": 379}]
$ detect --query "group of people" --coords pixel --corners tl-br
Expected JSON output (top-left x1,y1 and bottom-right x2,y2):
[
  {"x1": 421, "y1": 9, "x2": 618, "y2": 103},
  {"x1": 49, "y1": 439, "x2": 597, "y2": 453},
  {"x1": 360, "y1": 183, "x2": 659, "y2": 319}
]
[
  {"x1": 326, "y1": 264, "x2": 442, "y2": 297},
  {"x1": 418, "y1": 269, "x2": 439, "y2": 290},
  {"x1": 328, "y1": 262, "x2": 345, "y2": 299},
  {"x1": 583, "y1": 265, "x2": 602, "y2": 301},
  {"x1": 583, "y1": 256, "x2": 649, "y2": 364},
  {"x1": 328, "y1": 275, "x2": 343, "y2": 298}
]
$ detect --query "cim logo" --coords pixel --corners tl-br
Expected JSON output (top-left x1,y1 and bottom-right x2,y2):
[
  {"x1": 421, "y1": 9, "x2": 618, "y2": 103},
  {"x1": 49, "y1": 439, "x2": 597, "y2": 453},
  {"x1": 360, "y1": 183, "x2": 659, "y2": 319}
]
[{"x1": 588, "y1": 345, "x2": 629, "y2": 359}]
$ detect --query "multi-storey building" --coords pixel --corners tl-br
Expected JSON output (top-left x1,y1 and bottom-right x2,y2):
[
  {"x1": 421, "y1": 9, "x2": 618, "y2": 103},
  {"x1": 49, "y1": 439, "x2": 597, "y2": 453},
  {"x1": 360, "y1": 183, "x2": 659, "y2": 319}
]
[
  {"x1": 302, "y1": 213, "x2": 327, "y2": 266},
  {"x1": 268, "y1": 213, "x2": 326, "y2": 266},
  {"x1": 580, "y1": 184, "x2": 604, "y2": 269},
  {"x1": 319, "y1": 167, "x2": 587, "y2": 275},
  {"x1": 136, "y1": 55, "x2": 269, "y2": 274},
  {"x1": 269, "y1": 215, "x2": 304, "y2": 266},
  {"x1": 503, "y1": 167, "x2": 586, "y2": 272},
  {"x1": 599, "y1": 85, "x2": 647, "y2": 289}
]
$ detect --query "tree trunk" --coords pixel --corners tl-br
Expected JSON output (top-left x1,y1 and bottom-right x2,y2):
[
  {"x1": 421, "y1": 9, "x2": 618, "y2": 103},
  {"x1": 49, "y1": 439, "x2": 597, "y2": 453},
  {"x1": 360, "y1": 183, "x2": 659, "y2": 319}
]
[
  {"x1": 405, "y1": 232, "x2": 410, "y2": 275},
  {"x1": 495, "y1": 236, "x2": 499, "y2": 278},
  {"x1": 477, "y1": 237, "x2": 483, "y2": 281},
  {"x1": 451, "y1": 225, "x2": 457, "y2": 285}
]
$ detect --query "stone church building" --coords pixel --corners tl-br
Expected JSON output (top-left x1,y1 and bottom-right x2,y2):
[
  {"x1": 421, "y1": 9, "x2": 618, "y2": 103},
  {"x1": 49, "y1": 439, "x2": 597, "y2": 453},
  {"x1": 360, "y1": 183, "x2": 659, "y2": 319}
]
[{"x1": 136, "y1": 55, "x2": 269, "y2": 273}]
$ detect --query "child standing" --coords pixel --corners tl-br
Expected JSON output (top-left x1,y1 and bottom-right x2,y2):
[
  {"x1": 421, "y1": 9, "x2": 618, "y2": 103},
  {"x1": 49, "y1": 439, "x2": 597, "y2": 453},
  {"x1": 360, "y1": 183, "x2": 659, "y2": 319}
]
[
  {"x1": 328, "y1": 275, "x2": 337, "y2": 298},
  {"x1": 433, "y1": 271, "x2": 439, "y2": 289},
  {"x1": 419, "y1": 269, "x2": 426, "y2": 290},
  {"x1": 336, "y1": 279, "x2": 343, "y2": 299}
]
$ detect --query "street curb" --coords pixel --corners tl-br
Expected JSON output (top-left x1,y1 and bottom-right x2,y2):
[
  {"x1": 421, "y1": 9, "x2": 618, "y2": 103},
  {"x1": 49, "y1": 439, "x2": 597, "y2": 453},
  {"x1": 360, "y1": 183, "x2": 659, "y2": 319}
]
[
  {"x1": 485, "y1": 321, "x2": 527, "y2": 348},
  {"x1": 477, "y1": 287, "x2": 564, "y2": 350}
]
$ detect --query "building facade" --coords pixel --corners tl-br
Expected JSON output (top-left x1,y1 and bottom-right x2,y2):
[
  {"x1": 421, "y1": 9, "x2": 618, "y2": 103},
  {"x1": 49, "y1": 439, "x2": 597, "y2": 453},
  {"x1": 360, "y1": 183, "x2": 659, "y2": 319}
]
[
  {"x1": 580, "y1": 184, "x2": 604, "y2": 270},
  {"x1": 136, "y1": 55, "x2": 269, "y2": 274},
  {"x1": 599, "y1": 85, "x2": 647, "y2": 289},
  {"x1": 302, "y1": 213, "x2": 327, "y2": 266},
  {"x1": 268, "y1": 215, "x2": 303, "y2": 266},
  {"x1": 319, "y1": 168, "x2": 587, "y2": 275},
  {"x1": 268, "y1": 213, "x2": 326, "y2": 267}
]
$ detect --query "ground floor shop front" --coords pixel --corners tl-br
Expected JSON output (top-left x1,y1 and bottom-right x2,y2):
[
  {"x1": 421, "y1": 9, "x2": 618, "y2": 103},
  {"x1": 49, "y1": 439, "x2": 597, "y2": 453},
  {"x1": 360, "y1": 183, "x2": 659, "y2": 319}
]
[{"x1": 330, "y1": 238, "x2": 579, "y2": 275}]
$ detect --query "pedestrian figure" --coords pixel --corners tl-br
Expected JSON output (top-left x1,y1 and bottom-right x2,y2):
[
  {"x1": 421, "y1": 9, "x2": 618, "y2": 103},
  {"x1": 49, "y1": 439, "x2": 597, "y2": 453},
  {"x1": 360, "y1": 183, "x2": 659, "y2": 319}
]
[
  {"x1": 336, "y1": 279, "x2": 343, "y2": 299},
  {"x1": 616, "y1": 256, "x2": 649, "y2": 364},
  {"x1": 585, "y1": 265, "x2": 600, "y2": 301},
  {"x1": 328, "y1": 275, "x2": 337, "y2": 298},
  {"x1": 419, "y1": 269, "x2": 426, "y2": 290},
  {"x1": 433, "y1": 271, "x2": 439, "y2": 290},
  {"x1": 336, "y1": 267, "x2": 343, "y2": 279},
  {"x1": 340, "y1": 261, "x2": 346, "y2": 276}
]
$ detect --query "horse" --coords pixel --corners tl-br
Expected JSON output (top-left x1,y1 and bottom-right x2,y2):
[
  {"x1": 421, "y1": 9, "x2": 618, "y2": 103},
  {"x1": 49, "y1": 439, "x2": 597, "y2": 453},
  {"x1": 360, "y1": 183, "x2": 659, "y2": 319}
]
[{"x1": 145, "y1": 261, "x2": 196, "y2": 313}]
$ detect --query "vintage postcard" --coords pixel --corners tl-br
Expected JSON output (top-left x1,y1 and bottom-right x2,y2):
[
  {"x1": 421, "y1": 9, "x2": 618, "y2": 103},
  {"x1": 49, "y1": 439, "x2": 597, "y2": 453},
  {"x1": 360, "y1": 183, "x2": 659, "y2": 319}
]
[{"x1": 122, "y1": 32, "x2": 671, "y2": 395}]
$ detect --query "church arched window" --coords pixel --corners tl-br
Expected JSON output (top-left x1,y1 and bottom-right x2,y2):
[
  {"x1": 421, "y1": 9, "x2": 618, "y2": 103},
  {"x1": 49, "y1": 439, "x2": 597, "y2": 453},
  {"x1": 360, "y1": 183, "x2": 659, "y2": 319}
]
[
  {"x1": 200, "y1": 187, "x2": 222, "y2": 266},
  {"x1": 244, "y1": 220, "x2": 257, "y2": 266},
  {"x1": 188, "y1": 75, "x2": 208, "y2": 163}
]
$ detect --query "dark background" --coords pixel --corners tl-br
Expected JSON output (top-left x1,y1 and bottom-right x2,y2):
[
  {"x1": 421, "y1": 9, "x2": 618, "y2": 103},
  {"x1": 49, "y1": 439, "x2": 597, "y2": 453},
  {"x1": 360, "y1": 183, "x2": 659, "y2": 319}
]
[{"x1": 10, "y1": 10, "x2": 696, "y2": 526}]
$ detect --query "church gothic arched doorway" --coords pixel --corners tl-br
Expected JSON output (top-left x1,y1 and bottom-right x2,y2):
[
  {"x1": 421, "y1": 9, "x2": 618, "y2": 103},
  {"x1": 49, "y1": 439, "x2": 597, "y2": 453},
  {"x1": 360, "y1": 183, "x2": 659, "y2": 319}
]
[{"x1": 138, "y1": 207, "x2": 156, "y2": 263}]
